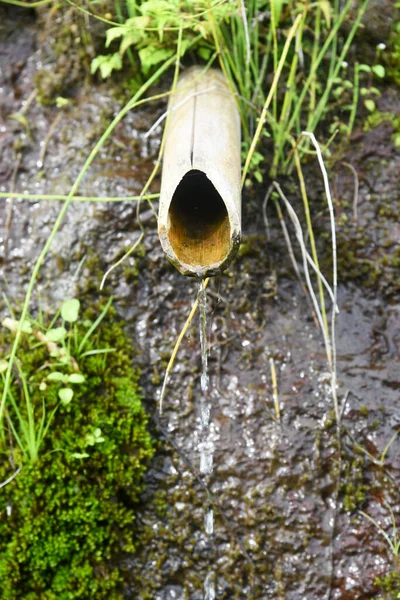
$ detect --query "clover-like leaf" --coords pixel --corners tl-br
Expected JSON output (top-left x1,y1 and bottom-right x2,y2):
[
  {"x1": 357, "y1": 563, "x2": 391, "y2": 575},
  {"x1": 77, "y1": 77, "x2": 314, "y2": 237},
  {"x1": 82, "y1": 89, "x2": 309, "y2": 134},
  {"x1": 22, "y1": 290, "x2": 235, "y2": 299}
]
[
  {"x1": 364, "y1": 99, "x2": 376, "y2": 113},
  {"x1": 68, "y1": 373, "x2": 85, "y2": 384},
  {"x1": 59, "y1": 387, "x2": 74, "y2": 405},
  {"x1": 86, "y1": 428, "x2": 105, "y2": 446},
  {"x1": 71, "y1": 452, "x2": 89, "y2": 459},
  {"x1": 47, "y1": 371, "x2": 65, "y2": 382},
  {"x1": 93, "y1": 428, "x2": 105, "y2": 443},
  {"x1": 46, "y1": 327, "x2": 67, "y2": 342},
  {"x1": 85, "y1": 433, "x2": 96, "y2": 446},
  {"x1": 372, "y1": 64, "x2": 385, "y2": 78},
  {"x1": 61, "y1": 299, "x2": 80, "y2": 323}
]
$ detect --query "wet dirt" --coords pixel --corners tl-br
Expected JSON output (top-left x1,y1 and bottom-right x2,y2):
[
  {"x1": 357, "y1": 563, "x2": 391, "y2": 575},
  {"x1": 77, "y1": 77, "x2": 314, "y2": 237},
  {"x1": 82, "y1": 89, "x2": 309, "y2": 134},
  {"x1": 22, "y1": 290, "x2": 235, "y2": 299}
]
[{"x1": 0, "y1": 7, "x2": 399, "y2": 600}]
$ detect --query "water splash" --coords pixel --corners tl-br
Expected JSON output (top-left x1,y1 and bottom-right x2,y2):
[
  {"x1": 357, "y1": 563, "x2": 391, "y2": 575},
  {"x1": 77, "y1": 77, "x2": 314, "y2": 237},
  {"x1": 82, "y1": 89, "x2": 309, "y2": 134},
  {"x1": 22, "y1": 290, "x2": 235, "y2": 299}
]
[{"x1": 204, "y1": 572, "x2": 216, "y2": 600}]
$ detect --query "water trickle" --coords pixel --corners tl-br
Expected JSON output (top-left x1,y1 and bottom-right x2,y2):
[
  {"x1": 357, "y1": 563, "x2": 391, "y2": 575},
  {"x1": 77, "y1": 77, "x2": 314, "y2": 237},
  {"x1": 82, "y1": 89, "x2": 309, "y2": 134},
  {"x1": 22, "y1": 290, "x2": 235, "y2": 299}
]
[
  {"x1": 197, "y1": 279, "x2": 215, "y2": 598},
  {"x1": 198, "y1": 279, "x2": 213, "y2": 476},
  {"x1": 199, "y1": 445, "x2": 213, "y2": 475},
  {"x1": 204, "y1": 507, "x2": 214, "y2": 535},
  {"x1": 204, "y1": 572, "x2": 216, "y2": 600},
  {"x1": 199, "y1": 279, "x2": 209, "y2": 396}
]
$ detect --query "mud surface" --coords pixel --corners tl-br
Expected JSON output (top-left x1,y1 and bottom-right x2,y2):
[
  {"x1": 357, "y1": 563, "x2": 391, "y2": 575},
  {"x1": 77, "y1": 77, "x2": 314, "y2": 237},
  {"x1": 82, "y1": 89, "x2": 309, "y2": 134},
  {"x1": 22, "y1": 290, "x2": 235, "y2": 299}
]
[{"x1": 1, "y1": 7, "x2": 399, "y2": 600}]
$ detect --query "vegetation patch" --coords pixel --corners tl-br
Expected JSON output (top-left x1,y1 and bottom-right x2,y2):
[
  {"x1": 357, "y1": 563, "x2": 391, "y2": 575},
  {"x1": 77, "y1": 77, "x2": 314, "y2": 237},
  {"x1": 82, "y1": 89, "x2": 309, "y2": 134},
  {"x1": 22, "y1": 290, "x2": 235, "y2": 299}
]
[{"x1": 0, "y1": 299, "x2": 154, "y2": 599}]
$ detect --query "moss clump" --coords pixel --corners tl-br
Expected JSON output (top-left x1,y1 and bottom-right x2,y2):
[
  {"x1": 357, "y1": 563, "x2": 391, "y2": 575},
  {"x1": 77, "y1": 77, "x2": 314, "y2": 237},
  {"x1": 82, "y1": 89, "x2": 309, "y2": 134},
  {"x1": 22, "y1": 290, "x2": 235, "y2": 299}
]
[
  {"x1": 375, "y1": 571, "x2": 400, "y2": 599},
  {"x1": 340, "y1": 454, "x2": 368, "y2": 512},
  {"x1": 363, "y1": 111, "x2": 397, "y2": 132},
  {"x1": 0, "y1": 302, "x2": 154, "y2": 599}
]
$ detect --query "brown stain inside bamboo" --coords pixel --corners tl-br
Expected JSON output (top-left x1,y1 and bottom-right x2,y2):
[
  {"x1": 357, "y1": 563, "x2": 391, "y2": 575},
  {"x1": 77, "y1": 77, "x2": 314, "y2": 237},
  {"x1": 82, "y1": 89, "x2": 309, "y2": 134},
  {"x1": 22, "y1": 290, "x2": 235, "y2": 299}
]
[{"x1": 168, "y1": 170, "x2": 231, "y2": 269}]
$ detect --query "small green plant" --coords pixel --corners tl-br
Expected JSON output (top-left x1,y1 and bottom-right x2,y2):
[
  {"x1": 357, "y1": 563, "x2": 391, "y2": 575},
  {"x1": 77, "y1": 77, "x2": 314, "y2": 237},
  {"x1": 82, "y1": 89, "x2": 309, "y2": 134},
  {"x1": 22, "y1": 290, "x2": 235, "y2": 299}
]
[
  {"x1": 1, "y1": 296, "x2": 115, "y2": 462},
  {"x1": 78, "y1": 0, "x2": 373, "y2": 179},
  {"x1": 0, "y1": 299, "x2": 154, "y2": 598},
  {"x1": 385, "y1": 12, "x2": 400, "y2": 86},
  {"x1": 360, "y1": 504, "x2": 400, "y2": 569},
  {"x1": 91, "y1": 0, "x2": 234, "y2": 80},
  {"x1": 329, "y1": 41, "x2": 386, "y2": 136}
]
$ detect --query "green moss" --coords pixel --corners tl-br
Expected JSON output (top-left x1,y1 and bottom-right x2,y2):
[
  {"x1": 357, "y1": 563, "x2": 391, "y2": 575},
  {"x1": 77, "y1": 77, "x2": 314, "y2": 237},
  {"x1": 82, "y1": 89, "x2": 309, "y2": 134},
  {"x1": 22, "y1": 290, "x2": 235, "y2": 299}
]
[
  {"x1": 340, "y1": 454, "x2": 368, "y2": 512},
  {"x1": 363, "y1": 111, "x2": 396, "y2": 132},
  {"x1": 0, "y1": 302, "x2": 154, "y2": 599},
  {"x1": 375, "y1": 571, "x2": 400, "y2": 599}
]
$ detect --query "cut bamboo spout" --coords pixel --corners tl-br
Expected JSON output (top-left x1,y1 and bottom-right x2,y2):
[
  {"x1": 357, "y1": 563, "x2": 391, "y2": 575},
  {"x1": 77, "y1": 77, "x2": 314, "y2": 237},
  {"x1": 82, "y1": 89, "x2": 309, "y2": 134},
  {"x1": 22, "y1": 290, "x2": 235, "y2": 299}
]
[{"x1": 158, "y1": 67, "x2": 241, "y2": 277}]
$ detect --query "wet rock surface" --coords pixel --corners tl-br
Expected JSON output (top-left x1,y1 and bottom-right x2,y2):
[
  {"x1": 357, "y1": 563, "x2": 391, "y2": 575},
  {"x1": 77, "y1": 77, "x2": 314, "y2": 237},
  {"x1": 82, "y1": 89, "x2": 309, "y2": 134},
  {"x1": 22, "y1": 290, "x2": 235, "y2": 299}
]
[{"x1": 1, "y1": 9, "x2": 399, "y2": 600}]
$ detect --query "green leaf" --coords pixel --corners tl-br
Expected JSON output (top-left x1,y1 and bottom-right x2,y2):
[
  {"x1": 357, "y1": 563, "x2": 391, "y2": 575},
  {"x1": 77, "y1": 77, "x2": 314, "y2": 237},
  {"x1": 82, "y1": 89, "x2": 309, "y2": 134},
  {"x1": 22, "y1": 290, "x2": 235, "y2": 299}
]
[
  {"x1": 271, "y1": 0, "x2": 285, "y2": 26},
  {"x1": 71, "y1": 452, "x2": 89, "y2": 459},
  {"x1": 105, "y1": 26, "x2": 128, "y2": 47},
  {"x1": 0, "y1": 359, "x2": 9, "y2": 374},
  {"x1": 197, "y1": 46, "x2": 212, "y2": 61},
  {"x1": 120, "y1": 31, "x2": 142, "y2": 56},
  {"x1": 46, "y1": 327, "x2": 67, "y2": 342},
  {"x1": 91, "y1": 54, "x2": 123, "y2": 79},
  {"x1": 59, "y1": 388, "x2": 74, "y2": 405},
  {"x1": 8, "y1": 112, "x2": 31, "y2": 137},
  {"x1": 61, "y1": 299, "x2": 80, "y2": 323},
  {"x1": 68, "y1": 373, "x2": 85, "y2": 384},
  {"x1": 47, "y1": 372, "x2": 65, "y2": 382},
  {"x1": 319, "y1": 0, "x2": 331, "y2": 28},
  {"x1": 372, "y1": 64, "x2": 385, "y2": 78},
  {"x1": 55, "y1": 96, "x2": 70, "y2": 108},
  {"x1": 39, "y1": 381, "x2": 47, "y2": 391},
  {"x1": 333, "y1": 86, "x2": 344, "y2": 99},
  {"x1": 358, "y1": 64, "x2": 371, "y2": 73},
  {"x1": 138, "y1": 47, "x2": 174, "y2": 75},
  {"x1": 393, "y1": 133, "x2": 400, "y2": 148},
  {"x1": 364, "y1": 99, "x2": 376, "y2": 113}
]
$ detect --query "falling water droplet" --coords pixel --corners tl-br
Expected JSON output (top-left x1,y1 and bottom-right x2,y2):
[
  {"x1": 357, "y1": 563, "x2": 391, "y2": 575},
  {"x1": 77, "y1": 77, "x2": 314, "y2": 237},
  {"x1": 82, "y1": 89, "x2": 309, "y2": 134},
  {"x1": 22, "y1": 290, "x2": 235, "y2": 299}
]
[
  {"x1": 200, "y1": 446, "x2": 213, "y2": 475},
  {"x1": 205, "y1": 508, "x2": 214, "y2": 535}
]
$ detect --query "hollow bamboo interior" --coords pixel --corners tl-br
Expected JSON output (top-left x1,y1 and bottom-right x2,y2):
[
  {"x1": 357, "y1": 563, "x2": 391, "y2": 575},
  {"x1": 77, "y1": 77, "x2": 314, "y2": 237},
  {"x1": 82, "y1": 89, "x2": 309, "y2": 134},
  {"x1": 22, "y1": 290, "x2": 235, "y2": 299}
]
[{"x1": 168, "y1": 170, "x2": 231, "y2": 268}]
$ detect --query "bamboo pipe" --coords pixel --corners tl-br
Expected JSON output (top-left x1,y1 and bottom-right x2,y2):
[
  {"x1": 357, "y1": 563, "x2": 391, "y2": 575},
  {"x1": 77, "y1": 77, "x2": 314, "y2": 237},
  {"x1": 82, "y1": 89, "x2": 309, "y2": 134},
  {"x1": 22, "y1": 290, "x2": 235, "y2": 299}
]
[{"x1": 158, "y1": 67, "x2": 241, "y2": 277}]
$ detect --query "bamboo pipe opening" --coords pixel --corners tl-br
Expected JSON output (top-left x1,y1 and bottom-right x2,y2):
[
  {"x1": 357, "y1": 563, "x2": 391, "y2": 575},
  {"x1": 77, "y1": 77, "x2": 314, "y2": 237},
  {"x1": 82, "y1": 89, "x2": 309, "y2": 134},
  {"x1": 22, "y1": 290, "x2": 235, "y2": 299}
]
[{"x1": 168, "y1": 169, "x2": 231, "y2": 269}]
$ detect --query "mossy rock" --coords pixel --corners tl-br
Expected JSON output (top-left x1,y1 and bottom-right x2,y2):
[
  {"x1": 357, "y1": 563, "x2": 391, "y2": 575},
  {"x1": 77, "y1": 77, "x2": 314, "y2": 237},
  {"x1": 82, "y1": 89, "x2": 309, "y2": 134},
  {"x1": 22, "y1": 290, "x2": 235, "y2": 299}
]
[{"x1": 0, "y1": 303, "x2": 154, "y2": 599}]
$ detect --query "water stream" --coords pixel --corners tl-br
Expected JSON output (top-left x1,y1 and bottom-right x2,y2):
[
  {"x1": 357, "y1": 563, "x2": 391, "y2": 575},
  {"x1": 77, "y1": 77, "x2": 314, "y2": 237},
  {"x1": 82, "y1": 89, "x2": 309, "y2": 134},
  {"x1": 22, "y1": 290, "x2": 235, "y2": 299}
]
[{"x1": 198, "y1": 279, "x2": 215, "y2": 600}]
